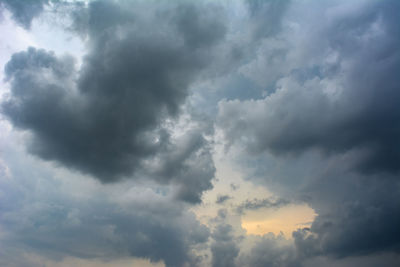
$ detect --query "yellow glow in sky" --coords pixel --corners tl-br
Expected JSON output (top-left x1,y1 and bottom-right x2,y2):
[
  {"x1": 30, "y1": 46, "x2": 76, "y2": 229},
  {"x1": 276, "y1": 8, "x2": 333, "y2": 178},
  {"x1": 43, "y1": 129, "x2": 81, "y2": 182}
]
[
  {"x1": 241, "y1": 204, "x2": 316, "y2": 237},
  {"x1": 22, "y1": 255, "x2": 165, "y2": 267}
]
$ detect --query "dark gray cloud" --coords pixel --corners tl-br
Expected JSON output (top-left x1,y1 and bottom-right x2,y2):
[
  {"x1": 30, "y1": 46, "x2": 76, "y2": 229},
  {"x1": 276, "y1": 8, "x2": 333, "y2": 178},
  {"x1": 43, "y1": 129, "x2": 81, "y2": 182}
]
[
  {"x1": 147, "y1": 129, "x2": 215, "y2": 203},
  {"x1": 236, "y1": 197, "x2": 291, "y2": 214},
  {"x1": 217, "y1": 0, "x2": 400, "y2": 262},
  {"x1": 173, "y1": 3, "x2": 226, "y2": 49},
  {"x1": 218, "y1": 0, "x2": 400, "y2": 174},
  {"x1": 0, "y1": 194, "x2": 209, "y2": 267},
  {"x1": 303, "y1": 253, "x2": 400, "y2": 267},
  {"x1": 2, "y1": 0, "x2": 400, "y2": 266},
  {"x1": 216, "y1": 195, "x2": 231, "y2": 204},
  {"x1": 1, "y1": 0, "x2": 225, "y2": 202},
  {"x1": 238, "y1": 234, "x2": 299, "y2": 267},
  {"x1": 230, "y1": 183, "x2": 239, "y2": 191},
  {"x1": 0, "y1": 0, "x2": 49, "y2": 28},
  {"x1": 211, "y1": 224, "x2": 240, "y2": 267},
  {"x1": 246, "y1": 0, "x2": 291, "y2": 39},
  {"x1": 294, "y1": 172, "x2": 400, "y2": 258}
]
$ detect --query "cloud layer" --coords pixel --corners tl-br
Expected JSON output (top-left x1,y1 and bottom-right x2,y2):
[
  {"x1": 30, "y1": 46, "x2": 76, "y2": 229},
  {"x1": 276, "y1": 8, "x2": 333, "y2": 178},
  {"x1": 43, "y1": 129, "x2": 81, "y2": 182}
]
[
  {"x1": 1, "y1": 0, "x2": 400, "y2": 266},
  {"x1": 1, "y1": 0, "x2": 225, "y2": 202},
  {"x1": 217, "y1": 0, "x2": 400, "y2": 263}
]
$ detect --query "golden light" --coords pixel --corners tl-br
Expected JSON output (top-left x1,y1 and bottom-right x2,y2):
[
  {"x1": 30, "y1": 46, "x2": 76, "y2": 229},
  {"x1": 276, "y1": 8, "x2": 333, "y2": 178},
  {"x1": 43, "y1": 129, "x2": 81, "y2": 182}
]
[{"x1": 241, "y1": 204, "x2": 316, "y2": 237}]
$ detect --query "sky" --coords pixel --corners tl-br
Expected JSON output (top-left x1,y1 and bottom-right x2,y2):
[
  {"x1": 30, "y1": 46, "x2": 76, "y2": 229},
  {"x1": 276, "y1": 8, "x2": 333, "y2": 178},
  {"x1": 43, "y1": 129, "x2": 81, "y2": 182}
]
[{"x1": 0, "y1": 0, "x2": 399, "y2": 266}]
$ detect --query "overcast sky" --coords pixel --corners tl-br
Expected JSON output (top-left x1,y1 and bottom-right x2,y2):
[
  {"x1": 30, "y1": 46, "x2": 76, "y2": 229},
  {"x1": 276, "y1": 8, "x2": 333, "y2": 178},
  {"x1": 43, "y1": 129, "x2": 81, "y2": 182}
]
[{"x1": 1, "y1": 0, "x2": 400, "y2": 266}]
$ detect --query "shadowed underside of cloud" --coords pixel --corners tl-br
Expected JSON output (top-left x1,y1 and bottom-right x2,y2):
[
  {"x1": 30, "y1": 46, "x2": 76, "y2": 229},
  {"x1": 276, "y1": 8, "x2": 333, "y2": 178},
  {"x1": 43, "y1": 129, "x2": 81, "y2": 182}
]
[
  {"x1": 0, "y1": 0, "x2": 49, "y2": 28},
  {"x1": 1, "y1": 0, "x2": 226, "y2": 203},
  {"x1": 1, "y1": 0, "x2": 400, "y2": 266},
  {"x1": 211, "y1": 224, "x2": 240, "y2": 267},
  {"x1": 217, "y1": 0, "x2": 400, "y2": 264},
  {"x1": 293, "y1": 173, "x2": 400, "y2": 258},
  {"x1": 0, "y1": 157, "x2": 210, "y2": 267},
  {"x1": 238, "y1": 234, "x2": 298, "y2": 267}
]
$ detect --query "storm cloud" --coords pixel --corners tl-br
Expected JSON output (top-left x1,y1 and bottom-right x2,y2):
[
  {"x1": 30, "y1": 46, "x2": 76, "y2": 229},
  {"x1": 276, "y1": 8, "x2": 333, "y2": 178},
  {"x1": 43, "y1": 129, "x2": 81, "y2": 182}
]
[
  {"x1": 211, "y1": 224, "x2": 240, "y2": 267},
  {"x1": 1, "y1": 0, "x2": 225, "y2": 202},
  {"x1": 1, "y1": 0, "x2": 400, "y2": 266},
  {"x1": 0, "y1": 0, "x2": 49, "y2": 28},
  {"x1": 238, "y1": 234, "x2": 298, "y2": 267},
  {"x1": 0, "y1": 150, "x2": 209, "y2": 267},
  {"x1": 218, "y1": 0, "x2": 400, "y2": 174},
  {"x1": 217, "y1": 0, "x2": 400, "y2": 262}
]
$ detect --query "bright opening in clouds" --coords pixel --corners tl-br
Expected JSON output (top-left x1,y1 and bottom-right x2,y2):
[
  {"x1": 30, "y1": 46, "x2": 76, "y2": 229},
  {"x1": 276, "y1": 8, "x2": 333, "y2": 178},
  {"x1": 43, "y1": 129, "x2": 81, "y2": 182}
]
[{"x1": 1, "y1": 0, "x2": 399, "y2": 266}]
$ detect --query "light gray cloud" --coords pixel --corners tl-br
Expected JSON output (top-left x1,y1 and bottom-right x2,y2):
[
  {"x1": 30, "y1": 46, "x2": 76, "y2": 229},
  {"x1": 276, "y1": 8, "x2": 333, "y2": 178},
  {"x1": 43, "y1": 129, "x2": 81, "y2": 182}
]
[
  {"x1": 0, "y1": 140, "x2": 210, "y2": 267},
  {"x1": 238, "y1": 234, "x2": 299, "y2": 267},
  {"x1": 293, "y1": 171, "x2": 400, "y2": 258},
  {"x1": 246, "y1": 0, "x2": 291, "y2": 40},
  {"x1": 216, "y1": 195, "x2": 231, "y2": 205},
  {"x1": 0, "y1": 0, "x2": 49, "y2": 28}
]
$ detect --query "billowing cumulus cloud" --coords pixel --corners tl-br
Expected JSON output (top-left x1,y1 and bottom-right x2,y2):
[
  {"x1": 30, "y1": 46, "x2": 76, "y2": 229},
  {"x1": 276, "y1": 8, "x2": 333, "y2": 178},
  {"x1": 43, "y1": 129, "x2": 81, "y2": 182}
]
[
  {"x1": 0, "y1": 121, "x2": 212, "y2": 266},
  {"x1": 1, "y1": 0, "x2": 224, "y2": 202},
  {"x1": 217, "y1": 0, "x2": 400, "y2": 263},
  {"x1": 0, "y1": 150, "x2": 210, "y2": 267},
  {"x1": 236, "y1": 197, "x2": 291, "y2": 214},
  {"x1": 293, "y1": 170, "x2": 400, "y2": 258},
  {"x1": 1, "y1": 0, "x2": 400, "y2": 266},
  {"x1": 219, "y1": 0, "x2": 400, "y2": 174},
  {"x1": 0, "y1": 0, "x2": 49, "y2": 28},
  {"x1": 238, "y1": 234, "x2": 298, "y2": 267},
  {"x1": 246, "y1": 0, "x2": 291, "y2": 40},
  {"x1": 211, "y1": 224, "x2": 240, "y2": 267}
]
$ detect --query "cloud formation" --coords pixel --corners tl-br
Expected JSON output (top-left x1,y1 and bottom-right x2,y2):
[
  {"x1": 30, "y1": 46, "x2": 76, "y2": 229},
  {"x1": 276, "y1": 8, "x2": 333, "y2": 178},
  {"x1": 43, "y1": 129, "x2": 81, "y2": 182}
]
[
  {"x1": 211, "y1": 224, "x2": 240, "y2": 267},
  {"x1": 238, "y1": 234, "x2": 298, "y2": 267},
  {"x1": 0, "y1": 157, "x2": 209, "y2": 267},
  {"x1": 236, "y1": 197, "x2": 291, "y2": 214},
  {"x1": 0, "y1": 0, "x2": 49, "y2": 28},
  {"x1": 1, "y1": 0, "x2": 225, "y2": 202},
  {"x1": 216, "y1": 195, "x2": 231, "y2": 204},
  {"x1": 217, "y1": 0, "x2": 400, "y2": 262},
  {"x1": 219, "y1": 0, "x2": 400, "y2": 174},
  {"x1": 1, "y1": 0, "x2": 400, "y2": 266}
]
